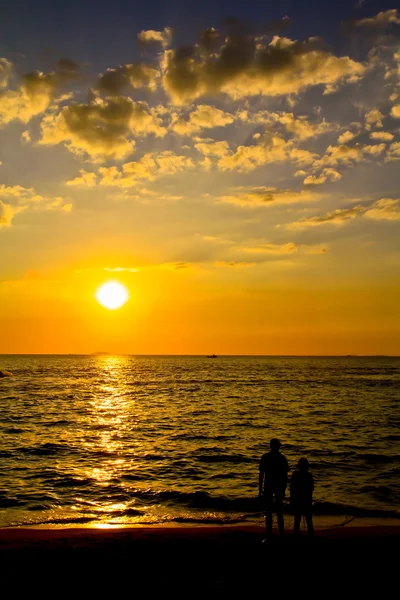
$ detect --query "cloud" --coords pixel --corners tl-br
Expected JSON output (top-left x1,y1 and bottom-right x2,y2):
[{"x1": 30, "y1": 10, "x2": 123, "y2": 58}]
[
  {"x1": 365, "y1": 109, "x2": 384, "y2": 129},
  {"x1": 286, "y1": 205, "x2": 365, "y2": 229},
  {"x1": 138, "y1": 28, "x2": 172, "y2": 49},
  {"x1": 98, "y1": 151, "x2": 195, "y2": 187},
  {"x1": 338, "y1": 130, "x2": 355, "y2": 144},
  {"x1": 0, "y1": 58, "x2": 13, "y2": 88},
  {"x1": 194, "y1": 140, "x2": 230, "y2": 157},
  {"x1": 104, "y1": 267, "x2": 139, "y2": 273},
  {"x1": 287, "y1": 198, "x2": 400, "y2": 229},
  {"x1": 0, "y1": 200, "x2": 24, "y2": 227},
  {"x1": 356, "y1": 9, "x2": 400, "y2": 29},
  {"x1": 39, "y1": 97, "x2": 166, "y2": 161},
  {"x1": 218, "y1": 135, "x2": 317, "y2": 172},
  {"x1": 362, "y1": 143, "x2": 386, "y2": 156},
  {"x1": 363, "y1": 198, "x2": 400, "y2": 221},
  {"x1": 370, "y1": 131, "x2": 394, "y2": 141},
  {"x1": 240, "y1": 242, "x2": 327, "y2": 255},
  {"x1": 391, "y1": 105, "x2": 400, "y2": 118},
  {"x1": 0, "y1": 67, "x2": 77, "y2": 126},
  {"x1": 161, "y1": 31, "x2": 364, "y2": 104},
  {"x1": 214, "y1": 261, "x2": 256, "y2": 268},
  {"x1": 304, "y1": 168, "x2": 342, "y2": 185},
  {"x1": 272, "y1": 112, "x2": 336, "y2": 140},
  {"x1": 172, "y1": 104, "x2": 234, "y2": 135},
  {"x1": 241, "y1": 242, "x2": 298, "y2": 254},
  {"x1": 98, "y1": 64, "x2": 159, "y2": 95},
  {"x1": 0, "y1": 184, "x2": 71, "y2": 226},
  {"x1": 312, "y1": 142, "x2": 386, "y2": 170},
  {"x1": 57, "y1": 58, "x2": 79, "y2": 72},
  {"x1": 218, "y1": 186, "x2": 320, "y2": 207},
  {"x1": 66, "y1": 170, "x2": 97, "y2": 187},
  {"x1": 387, "y1": 141, "x2": 400, "y2": 161},
  {"x1": 241, "y1": 109, "x2": 337, "y2": 140}
]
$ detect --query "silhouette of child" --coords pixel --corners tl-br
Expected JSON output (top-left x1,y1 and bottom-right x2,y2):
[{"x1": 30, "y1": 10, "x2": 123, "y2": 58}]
[{"x1": 290, "y1": 457, "x2": 314, "y2": 537}]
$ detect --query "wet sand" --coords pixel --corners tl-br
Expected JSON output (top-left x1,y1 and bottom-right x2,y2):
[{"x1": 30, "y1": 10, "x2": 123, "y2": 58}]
[{"x1": 0, "y1": 520, "x2": 399, "y2": 592}]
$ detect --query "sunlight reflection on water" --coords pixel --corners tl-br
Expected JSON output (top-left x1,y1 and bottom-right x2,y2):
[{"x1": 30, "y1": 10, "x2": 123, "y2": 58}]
[{"x1": 0, "y1": 355, "x2": 399, "y2": 527}]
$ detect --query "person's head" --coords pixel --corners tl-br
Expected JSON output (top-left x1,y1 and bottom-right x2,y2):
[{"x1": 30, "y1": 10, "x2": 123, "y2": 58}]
[
  {"x1": 269, "y1": 438, "x2": 281, "y2": 452},
  {"x1": 297, "y1": 457, "x2": 309, "y2": 471}
]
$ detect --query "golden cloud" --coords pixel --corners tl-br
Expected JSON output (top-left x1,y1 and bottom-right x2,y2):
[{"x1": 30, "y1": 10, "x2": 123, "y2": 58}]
[
  {"x1": 172, "y1": 105, "x2": 234, "y2": 135},
  {"x1": 66, "y1": 170, "x2": 97, "y2": 187},
  {"x1": 97, "y1": 151, "x2": 195, "y2": 187},
  {"x1": 0, "y1": 58, "x2": 12, "y2": 88},
  {"x1": 273, "y1": 112, "x2": 336, "y2": 140},
  {"x1": 387, "y1": 141, "x2": 400, "y2": 161},
  {"x1": 241, "y1": 242, "x2": 298, "y2": 254},
  {"x1": 138, "y1": 28, "x2": 172, "y2": 49},
  {"x1": 356, "y1": 9, "x2": 400, "y2": 28},
  {"x1": 304, "y1": 168, "x2": 342, "y2": 185},
  {"x1": 240, "y1": 109, "x2": 336, "y2": 140},
  {"x1": 218, "y1": 135, "x2": 317, "y2": 172},
  {"x1": 312, "y1": 142, "x2": 386, "y2": 170},
  {"x1": 240, "y1": 242, "x2": 327, "y2": 255},
  {"x1": 365, "y1": 109, "x2": 384, "y2": 128},
  {"x1": 287, "y1": 198, "x2": 400, "y2": 229},
  {"x1": 391, "y1": 105, "x2": 400, "y2": 118},
  {"x1": 0, "y1": 201, "x2": 24, "y2": 227},
  {"x1": 39, "y1": 97, "x2": 166, "y2": 161},
  {"x1": 0, "y1": 67, "x2": 76, "y2": 126},
  {"x1": 214, "y1": 261, "x2": 256, "y2": 268},
  {"x1": 286, "y1": 205, "x2": 365, "y2": 229},
  {"x1": 370, "y1": 131, "x2": 394, "y2": 141},
  {"x1": 338, "y1": 130, "x2": 356, "y2": 144},
  {"x1": 219, "y1": 186, "x2": 320, "y2": 207},
  {"x1": 0, "y1": 184, "x2": 71, "y2": 226},
  {"x1": 194, "y1": 140, "x2": 230, "y2": 157},
  {"x1": 363, "y1": 198, "x2": 400, "y2": 221},
  {"x1": 161, "y1": 32, "x2": 364, "y2": 104}
]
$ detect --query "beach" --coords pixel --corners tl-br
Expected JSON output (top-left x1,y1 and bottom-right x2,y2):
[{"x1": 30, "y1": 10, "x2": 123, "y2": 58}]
[{"x1": 1, "y1": 520, "x2": 399, "y2": 592}]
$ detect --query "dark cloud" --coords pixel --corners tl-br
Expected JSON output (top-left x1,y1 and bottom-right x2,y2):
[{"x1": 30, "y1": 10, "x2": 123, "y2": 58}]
[
  {"x1": 98, "y1": 64, "x2": 159, "y2": 95},
  {"x1": 39, "y1": 96, "x2": 166, "y2": 160},
  {"x1": 162, "y1": 25, "x2": 364, "y2": 104},
  {"x1": 57, "y1": 57, "x2": 79, "y2": 72}
]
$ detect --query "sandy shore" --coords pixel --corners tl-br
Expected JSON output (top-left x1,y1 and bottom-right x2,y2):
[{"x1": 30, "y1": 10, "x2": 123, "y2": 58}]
[{"x1": 0, "y1": 519, "x2": 398, "y2": 591}]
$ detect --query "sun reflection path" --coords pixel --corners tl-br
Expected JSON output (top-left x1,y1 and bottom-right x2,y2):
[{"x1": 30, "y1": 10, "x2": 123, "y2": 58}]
[{"x1": 84, "y1": 356, "x2": 135, "y2": 504}]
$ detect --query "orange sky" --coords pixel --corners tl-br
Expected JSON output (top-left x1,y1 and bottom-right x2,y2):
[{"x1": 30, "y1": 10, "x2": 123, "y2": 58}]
[{"x1": 1, "y1": 7, "x2": 400, "y2": 355}]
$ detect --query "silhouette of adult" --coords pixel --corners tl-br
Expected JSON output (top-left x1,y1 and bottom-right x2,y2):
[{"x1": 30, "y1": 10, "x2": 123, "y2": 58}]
[
  {"x1": 259, "y1": 438, "x2": 289, "y2": 539},
  {"x1": 290, "y1": 457, "x2": 314, "y2": 537}
]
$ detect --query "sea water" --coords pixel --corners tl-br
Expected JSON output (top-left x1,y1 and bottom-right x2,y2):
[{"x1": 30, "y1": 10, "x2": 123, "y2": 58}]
[{"x1": 0, "y1": 355, "x2": 399, "y2": 527}]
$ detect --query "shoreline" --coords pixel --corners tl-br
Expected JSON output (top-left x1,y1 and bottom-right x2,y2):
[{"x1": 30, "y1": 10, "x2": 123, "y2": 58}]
[
  {"x1": 1, "y1": 512, "x2": 398, "y2": 530},
  {"x1": 1, "y1": 520, "x2": 398, "y2": 590},
  {"x1": 1, "y1": 516, "x2": 399, "y2": 541}
]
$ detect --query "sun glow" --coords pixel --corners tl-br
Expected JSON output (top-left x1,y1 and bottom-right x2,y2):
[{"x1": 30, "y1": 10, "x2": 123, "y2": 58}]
[{"x1": 95, "y1": 281, "x2": 129, "y2": 310}]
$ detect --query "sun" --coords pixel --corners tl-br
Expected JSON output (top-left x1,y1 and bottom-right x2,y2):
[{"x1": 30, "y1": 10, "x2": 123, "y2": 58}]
[{"x1": 95, "y1": 281, "x2": 129, "y2": 310}]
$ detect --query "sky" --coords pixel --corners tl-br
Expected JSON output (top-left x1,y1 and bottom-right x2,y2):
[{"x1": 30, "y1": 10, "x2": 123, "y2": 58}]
[{"x1": 0, "y1": 0, "x2": 399, "y2": 355}]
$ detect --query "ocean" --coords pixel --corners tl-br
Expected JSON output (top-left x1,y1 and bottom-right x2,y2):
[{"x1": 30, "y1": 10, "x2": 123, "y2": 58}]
[{"x1": 0, "y1": 355, "x2": 399, "y2": 528}]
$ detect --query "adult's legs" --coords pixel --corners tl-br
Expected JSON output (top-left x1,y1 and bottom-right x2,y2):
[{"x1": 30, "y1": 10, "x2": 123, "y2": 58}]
[
  {"x1": 294, "y1": 512, "x2": 301, "y2": 535},
  {"x1": 305, "y1": 510, "x2": 314, "y2": 536},
  {"x1": 264, "y1": 493, "x2": 273, "y2": 536},
  {"x1": 275, "y1": 493, "x2": 285, "y2": 535}
]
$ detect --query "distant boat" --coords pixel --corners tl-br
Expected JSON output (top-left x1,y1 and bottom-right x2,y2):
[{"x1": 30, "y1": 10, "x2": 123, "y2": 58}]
[{"x1": 207, "y1": 354, "x2": 218, "y2": 358}]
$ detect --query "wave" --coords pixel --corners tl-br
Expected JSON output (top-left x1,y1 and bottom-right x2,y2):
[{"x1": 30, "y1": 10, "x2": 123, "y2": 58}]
[
  {"x1": 120, "y1": 489, "x2": 400, "y2": 518},
  {"x1": 17, "y1": 443, "x2": 74, "y2": 456}
]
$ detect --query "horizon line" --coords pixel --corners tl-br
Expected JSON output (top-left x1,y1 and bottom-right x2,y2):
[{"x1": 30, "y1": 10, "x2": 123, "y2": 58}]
[{"x1": 1, "y1": 353, "x2": 399, "y2": 358}]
